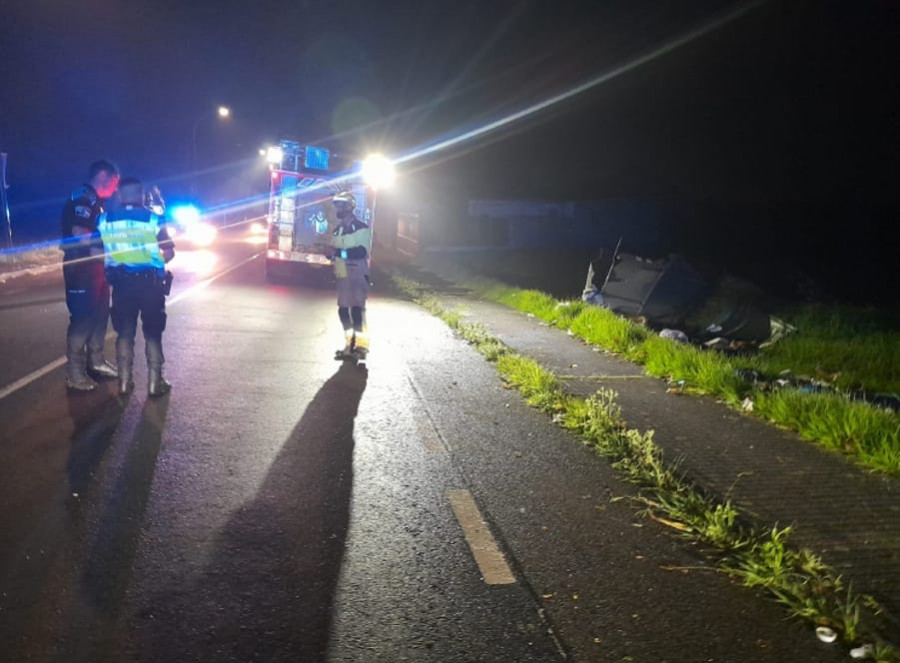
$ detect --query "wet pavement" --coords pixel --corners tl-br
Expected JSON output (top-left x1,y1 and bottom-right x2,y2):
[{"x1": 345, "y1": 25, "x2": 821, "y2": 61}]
[{"x1": 0, "y1": 241, "x2": 858, "y2": 661}]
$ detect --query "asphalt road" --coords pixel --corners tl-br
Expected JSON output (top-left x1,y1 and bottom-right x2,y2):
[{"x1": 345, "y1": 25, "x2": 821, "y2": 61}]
[{"x1": 0, "y1": 234, "x2": 846, "y2": 662}]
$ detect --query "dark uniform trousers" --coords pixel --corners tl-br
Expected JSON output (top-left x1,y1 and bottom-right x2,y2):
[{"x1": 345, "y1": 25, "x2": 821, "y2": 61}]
[
  {"x1": 64, "y1": 258, "x2": 110, "y2": 357},
  {"x1": 109, "y1": 269, "x2": 167, "y2": 344}
]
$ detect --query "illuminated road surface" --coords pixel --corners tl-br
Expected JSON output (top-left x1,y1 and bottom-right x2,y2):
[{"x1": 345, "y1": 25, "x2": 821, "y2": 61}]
[{"x1": 0, "y1": 235, "x2": 843, "y2": 662}]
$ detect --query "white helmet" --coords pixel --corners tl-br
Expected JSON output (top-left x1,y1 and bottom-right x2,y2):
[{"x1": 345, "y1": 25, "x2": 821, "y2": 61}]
[{"x1": 332, "y1": 190, "x2": 357, "y2": 210}]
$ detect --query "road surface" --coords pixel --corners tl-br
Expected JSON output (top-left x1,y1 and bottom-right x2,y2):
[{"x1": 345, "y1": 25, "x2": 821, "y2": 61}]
[{"x1": 0, "y1": 232, "x2": 843, "y2": 661}]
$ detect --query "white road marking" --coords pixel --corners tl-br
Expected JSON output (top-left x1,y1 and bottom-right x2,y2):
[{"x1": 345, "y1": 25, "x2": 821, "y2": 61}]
[
  {"x1": 0, "y1": 253, "x2": 260, "y2": 402},
  {"x1": 447, "y1": 489, "x2": 516, "y2": 585}
]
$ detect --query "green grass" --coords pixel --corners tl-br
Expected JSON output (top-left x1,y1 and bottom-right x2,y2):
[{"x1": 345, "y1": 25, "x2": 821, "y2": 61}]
[
  {"x1": 754, "y1": 390, "x2": 900, "y2": 474},
  {"x1": 741, "y1": 305, "x2": 900, "y2": 394},
  {"x1": 394, "y1": 273, "x2": 899, "y2": 660},
  {"x1": 470, "y1": 282, "x2": 900, "y2": 476}
]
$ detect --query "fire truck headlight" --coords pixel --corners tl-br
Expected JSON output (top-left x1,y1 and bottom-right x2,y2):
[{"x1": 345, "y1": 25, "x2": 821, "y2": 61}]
[
  {"x1": 266, "y1": 146, "x2": 284, "y2": 166},
  {"x1": 361, "y1": 154, "x2": 395, "y2": 189}
]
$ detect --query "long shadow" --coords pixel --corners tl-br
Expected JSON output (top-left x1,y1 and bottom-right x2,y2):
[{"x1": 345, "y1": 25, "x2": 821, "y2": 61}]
[
  {"x1": 66, "y1": 389, "x2": 127, "y2": 497},
  {"x1": 142, "y1": 362, "x2": 367, "y2": 663},
  {"x1": 81, "y1": 395, "x2": 170, "y2": 614},
  {"x1": 58, "y1": 396, "x2": 171, "y2": 662},
  {"x1": 0, "y1": 389, "x2": 126, "y2": 660}
]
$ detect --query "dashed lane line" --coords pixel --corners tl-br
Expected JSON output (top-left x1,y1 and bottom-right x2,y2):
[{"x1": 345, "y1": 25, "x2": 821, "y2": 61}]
[
  {"x1": 447, "y1": 489, "x2": 516, "y2": 585},
  {"x1": 0, "y1": 253, "x2": 260, "y2": 402}
]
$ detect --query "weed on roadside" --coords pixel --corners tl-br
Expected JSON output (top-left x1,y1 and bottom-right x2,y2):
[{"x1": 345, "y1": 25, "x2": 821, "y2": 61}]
[{"x1": 394, "y1": 273, "x2": 899, "y2": 661}]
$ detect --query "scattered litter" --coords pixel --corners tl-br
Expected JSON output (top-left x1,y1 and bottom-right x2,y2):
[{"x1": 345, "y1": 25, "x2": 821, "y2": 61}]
[
  {"x1": 660, "y1": 329, "x2": 689, "y2": 343},
  {"x1": 740, "y1": 368, "x2": 900, "y2": 411},
  {"x1": 72, "y1": 493, "x2": 79, "y2": 498},
  {"x1": 566, "y1": 329, "x2": 574, "y2": 337},
  {"x1": 815, "y1": 626, "x2": 837, "y2": 643},
  {"x1": 759, "y1": 317, "x2": 797, "y2": 348},
  {"x1": 667, "y1": 379, "x2": 686, "y2": 394},
  {"x1": 569, "y1": 363, "x2": 578, "y2": 368},
  {"x1": 741, "y1": 397, "x2": 754, "y2": 412},
  {"x1": 734, "y1": 368, "x2": 761, "y2": 384},
  {"x1": 582, "y1": 287, "x2": 604, "y2": 307},
  {"x1": 703, "y1": 337, "x2": 731, "y2": 351},
  {"x1": 526, "y1": 313, "x2": 535, "y2": 318},
  {"x1": 551, "y1": 413, "x2": 565, "y2": 424},
  {"x1": 850, "y1": 643, "x2": 875, "y2": 659}
]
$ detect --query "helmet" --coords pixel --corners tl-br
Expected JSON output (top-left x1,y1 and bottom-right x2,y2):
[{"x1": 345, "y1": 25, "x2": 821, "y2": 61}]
[{"x1": 332, "y1": 190, "x2": 356, "y2": 210}]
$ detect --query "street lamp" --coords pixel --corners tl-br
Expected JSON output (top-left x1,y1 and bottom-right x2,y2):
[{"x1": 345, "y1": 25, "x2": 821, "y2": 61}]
[{"x1": 191, "y1": 106, "x2": 231, "y2": 194}]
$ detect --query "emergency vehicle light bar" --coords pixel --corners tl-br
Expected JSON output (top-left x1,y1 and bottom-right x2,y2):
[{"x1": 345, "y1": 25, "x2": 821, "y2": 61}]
[{"x1": 268, "y1": 141, "x2": 330, "y2": 172}]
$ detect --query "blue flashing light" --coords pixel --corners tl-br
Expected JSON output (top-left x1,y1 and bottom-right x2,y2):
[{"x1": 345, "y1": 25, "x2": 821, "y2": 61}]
[
  {"x1": 304, "y1": 146, "x2": 330, "y2": 170},
  {"x1": 170, "y1": 204, "x2": 201, "y2": 226}
]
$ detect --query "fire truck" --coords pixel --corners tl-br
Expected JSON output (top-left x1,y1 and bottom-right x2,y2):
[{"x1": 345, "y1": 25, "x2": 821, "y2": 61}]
[{"x1": 264, "y1": 140, "x2": 393, "y2": 282}]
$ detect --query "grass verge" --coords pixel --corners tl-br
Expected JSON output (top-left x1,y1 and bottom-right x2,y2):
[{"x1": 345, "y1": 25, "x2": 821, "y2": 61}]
[
  {"x1": 394, "y1": 273, "x2": 899, "y2": 662},
  {"x1": 472, "y1": 281, "x2": 900, "y2": 476}
]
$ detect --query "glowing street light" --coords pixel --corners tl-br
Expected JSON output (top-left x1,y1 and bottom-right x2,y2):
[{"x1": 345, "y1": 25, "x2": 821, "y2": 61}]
[{"x1": 218, "y1": 106, "x2": 231, "y2": 119}]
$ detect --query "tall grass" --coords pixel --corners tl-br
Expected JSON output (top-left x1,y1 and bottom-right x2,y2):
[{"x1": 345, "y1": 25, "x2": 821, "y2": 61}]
[
  {"x1": 741, "y1": 305, "x2": 900, "y2": 394},
  {"x1": 471, "y1": 283, "x2": 900, "y2": 476}
]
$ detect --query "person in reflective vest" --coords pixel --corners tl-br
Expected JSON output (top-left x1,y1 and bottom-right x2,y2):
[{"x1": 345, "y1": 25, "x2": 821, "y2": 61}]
[
  {"x1": 96, "y1": 178, "x2": 175, "y2": 396},
  {"x1": 331, "y1": 190, "x2": 372, "y2": 360},
  {"x1": 60, "y1": 160, "x2": 120, "y2": 390}
]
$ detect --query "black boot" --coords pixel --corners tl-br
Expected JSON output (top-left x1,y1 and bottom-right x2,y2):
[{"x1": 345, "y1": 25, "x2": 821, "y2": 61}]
[
  {"x1": 146, "y1": 339, "x2": 171, "y2": 397},
  {"x1": 88, "y1": 352, "x2": 118, "y2": 379},
  {"x1": 65, "y1": 340, "x2": 96, "y2": 391},
  {"x1": 116, "y1": 337, "x2": 135, "y2": 395}
]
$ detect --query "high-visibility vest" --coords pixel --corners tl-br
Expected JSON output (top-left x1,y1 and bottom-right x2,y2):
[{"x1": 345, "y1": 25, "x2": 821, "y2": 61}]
[
  {"x1": 332, "y1": 218, "x2": 371, "y2": 260},
  {"x1": 97, "y1": 205, "x2": 166, "y2": 271}
]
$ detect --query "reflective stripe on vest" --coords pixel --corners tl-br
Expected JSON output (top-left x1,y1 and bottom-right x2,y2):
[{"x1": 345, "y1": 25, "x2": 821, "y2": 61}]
[
  {"x1": 97, "y1": 209, "x2": 164, "y2": 270},
  {"x1": 332, "y1": 225, "x2": 372, "y2": 251}
]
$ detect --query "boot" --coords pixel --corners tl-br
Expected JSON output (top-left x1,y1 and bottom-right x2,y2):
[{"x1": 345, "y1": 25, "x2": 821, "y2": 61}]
[
  {"x1": 146, "y1": 338, "x2": 171, "y2": 397},
  {"x1": 65, "y1": 342, "x2": 96, "y2": 391},
  {"x1": 116, "y1": 337, "x2": 135, "y2": 395},
  {"x1": 335, "y1": 332, "x2": 354, "y2": 360},
  {"x1": 353, "y1": 332, "x2": 369, "y2": 360},
  {"x1": 88, "y1": 352, "x2": 118, "y2": 379}
]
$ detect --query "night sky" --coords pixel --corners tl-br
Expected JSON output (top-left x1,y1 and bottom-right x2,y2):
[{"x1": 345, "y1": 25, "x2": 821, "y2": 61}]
[{"x1": 3, "y1": 0, "x2": 899, "y2": 299}]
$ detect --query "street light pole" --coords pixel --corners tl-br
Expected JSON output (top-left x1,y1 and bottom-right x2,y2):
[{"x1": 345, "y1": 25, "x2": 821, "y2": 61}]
[{"x1": 190, "y1": 106, "x2": 231, "y2": 196}]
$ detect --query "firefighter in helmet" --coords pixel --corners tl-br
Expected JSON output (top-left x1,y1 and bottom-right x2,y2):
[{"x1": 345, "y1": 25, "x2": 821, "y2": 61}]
[{"x1": 331, "y1": 189, "x2": 372, "y2": 360}]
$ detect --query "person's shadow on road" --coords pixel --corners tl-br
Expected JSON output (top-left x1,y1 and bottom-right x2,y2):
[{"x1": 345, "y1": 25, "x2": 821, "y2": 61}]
[
  {"x1": 66, "y1": 387, "x2": 126, "y2": 497},
  {"x1": 143, "y1": 361, "x2": 368, "y2": 662}
]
